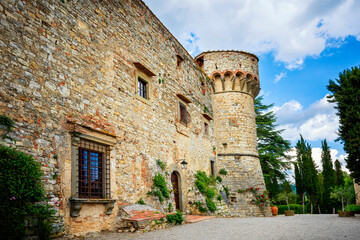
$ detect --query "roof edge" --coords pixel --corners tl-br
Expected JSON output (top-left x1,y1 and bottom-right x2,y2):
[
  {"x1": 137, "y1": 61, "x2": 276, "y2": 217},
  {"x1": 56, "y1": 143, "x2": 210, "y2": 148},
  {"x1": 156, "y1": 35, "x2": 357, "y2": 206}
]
[{"x1": 195, "y1": 50, "x2": 259, "y2": 61}]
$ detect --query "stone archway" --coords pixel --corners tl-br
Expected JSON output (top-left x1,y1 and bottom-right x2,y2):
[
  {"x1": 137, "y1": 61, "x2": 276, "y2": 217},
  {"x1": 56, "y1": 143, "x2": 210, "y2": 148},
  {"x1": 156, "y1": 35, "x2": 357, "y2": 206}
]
[
  {"x1": 168, "y1": 163, "x2": 186, "y2": 212},
  {"x1": 171, "y1": 171, "x2": 181, "y2": 210}
]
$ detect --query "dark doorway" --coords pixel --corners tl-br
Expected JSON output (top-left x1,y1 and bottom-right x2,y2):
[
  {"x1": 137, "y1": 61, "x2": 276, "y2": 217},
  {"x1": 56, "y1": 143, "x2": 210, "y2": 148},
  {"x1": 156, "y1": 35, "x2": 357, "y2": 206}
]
[{"x1": 171, "y1": 171, "x2": 181, "y2": 210}]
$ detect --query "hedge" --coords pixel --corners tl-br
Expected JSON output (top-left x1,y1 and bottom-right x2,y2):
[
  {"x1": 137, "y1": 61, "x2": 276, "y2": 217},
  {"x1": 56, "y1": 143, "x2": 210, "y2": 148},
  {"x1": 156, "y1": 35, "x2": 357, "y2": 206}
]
[
  {"x1": 345, "y1": 204, "x2": 360, "y2": 213},
  {"x1": 277, "y1": 204, "x2": 305, "y2": 214}
]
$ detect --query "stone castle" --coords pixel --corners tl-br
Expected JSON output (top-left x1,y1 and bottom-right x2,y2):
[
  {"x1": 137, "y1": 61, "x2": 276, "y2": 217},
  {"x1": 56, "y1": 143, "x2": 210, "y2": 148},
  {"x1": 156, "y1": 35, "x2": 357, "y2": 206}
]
[{"x1": 0, "y1": 0, "x2": 270, "y2": 236}]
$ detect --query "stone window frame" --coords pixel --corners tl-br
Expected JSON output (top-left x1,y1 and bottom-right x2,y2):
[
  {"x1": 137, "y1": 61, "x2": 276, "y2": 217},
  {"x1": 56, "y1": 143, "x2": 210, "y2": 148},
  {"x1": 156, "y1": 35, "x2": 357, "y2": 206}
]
[
  {"x1": 133, "y1": 62, "x2": 155, "y2": 105},
  {"x1": 176, "y1": 94, "x2": 192, "y2": 127},
  {"x1": 135, "y1": 70, "x2": 152, "y2": 105},
  {"x1": 202, "y1": 113, "x2": 212, "y2": 139},
  {"x1": 69, "y1": 124, "x2": 117, "y2": 217}
]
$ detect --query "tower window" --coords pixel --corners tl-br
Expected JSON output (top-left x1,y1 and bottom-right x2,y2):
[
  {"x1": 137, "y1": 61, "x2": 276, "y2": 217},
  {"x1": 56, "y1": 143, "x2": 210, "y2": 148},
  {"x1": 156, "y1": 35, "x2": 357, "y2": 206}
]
[{"x1": 138, "y1": 77, "x2": 148, "y2": 99}]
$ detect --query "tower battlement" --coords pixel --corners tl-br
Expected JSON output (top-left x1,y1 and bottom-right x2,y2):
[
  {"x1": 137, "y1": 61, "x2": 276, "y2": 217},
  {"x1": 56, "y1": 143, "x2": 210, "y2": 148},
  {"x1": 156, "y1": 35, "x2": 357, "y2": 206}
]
[{"x1": 195, "y1": 51, "x2": 260, "y2": 97}]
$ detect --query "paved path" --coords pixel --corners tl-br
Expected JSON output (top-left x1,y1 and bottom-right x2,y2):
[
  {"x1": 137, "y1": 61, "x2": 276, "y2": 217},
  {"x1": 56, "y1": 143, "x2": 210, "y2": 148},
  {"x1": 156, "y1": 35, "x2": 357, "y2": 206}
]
[{"x1": 70, "y1": 214, "x2": 360, "y2": 240}]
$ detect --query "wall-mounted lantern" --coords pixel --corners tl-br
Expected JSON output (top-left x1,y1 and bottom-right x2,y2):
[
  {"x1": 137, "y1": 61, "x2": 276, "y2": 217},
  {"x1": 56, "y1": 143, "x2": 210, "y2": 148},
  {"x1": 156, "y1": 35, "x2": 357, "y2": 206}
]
[{"x1": 180, "y1": 159, "x2": 188, "y2": 169}]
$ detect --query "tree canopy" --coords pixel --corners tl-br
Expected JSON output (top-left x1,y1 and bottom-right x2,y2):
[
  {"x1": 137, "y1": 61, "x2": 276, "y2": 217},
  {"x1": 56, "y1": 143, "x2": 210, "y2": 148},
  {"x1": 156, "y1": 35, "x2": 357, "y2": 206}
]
[
  {"x1": 327, "y1": 66, "x2": 360, "y2": 183},
  {"x1": 254, "y1": 96, "x2": 291, "y2": 198}
]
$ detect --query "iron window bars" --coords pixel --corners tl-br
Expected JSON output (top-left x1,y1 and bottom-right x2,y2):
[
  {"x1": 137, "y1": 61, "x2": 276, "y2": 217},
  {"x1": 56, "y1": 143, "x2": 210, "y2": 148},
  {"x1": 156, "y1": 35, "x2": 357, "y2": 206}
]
[{"x1": 77, "y1": 138, "x2": 111, "y2": 199}]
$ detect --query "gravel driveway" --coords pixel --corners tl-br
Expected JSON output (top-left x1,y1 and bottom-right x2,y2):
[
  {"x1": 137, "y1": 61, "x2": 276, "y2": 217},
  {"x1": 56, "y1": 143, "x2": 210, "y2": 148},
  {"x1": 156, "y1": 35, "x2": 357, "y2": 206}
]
[{"x1": 70, "y1": 214, "x2": 360, "y2": 240}]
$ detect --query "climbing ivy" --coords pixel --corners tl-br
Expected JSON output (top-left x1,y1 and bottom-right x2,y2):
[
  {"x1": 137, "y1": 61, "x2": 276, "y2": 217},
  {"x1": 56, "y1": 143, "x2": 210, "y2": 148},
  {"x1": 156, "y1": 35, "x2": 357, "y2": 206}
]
[
  {"x1": 146, "y1": 173, "x2": 170, "y2": 204},
  {"x1": 194, "y1": 171, "x2": 218, "y2": 213}
]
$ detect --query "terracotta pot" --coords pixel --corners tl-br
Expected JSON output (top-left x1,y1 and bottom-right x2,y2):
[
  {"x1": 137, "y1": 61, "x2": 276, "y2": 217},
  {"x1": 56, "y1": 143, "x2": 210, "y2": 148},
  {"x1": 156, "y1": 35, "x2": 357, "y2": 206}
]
[
  {"x1": 284, "y1": 210, "x2": 294, "y2": 216},
  {"x1": 338, "y1": 211, "x2": 354, "y2": 217},
  {"x1": 271, "y1": 206, "x2": 278, "y2": 216}
]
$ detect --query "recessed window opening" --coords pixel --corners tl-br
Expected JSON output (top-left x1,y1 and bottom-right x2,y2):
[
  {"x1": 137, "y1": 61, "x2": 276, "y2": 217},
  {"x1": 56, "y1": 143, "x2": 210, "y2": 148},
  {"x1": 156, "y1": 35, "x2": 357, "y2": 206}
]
[
  {"x1": 210, "y1": 160, "x2": 215, "y2": 176},
  {"x1": 179, "y1": 102, "x2": 189, "y2": 124},
  {"x1": 138, "y1": 77, "x2": 148, "y2": 99},
  {"x1": 204, "y1": 122, "x2": 209, "y2": 136}
]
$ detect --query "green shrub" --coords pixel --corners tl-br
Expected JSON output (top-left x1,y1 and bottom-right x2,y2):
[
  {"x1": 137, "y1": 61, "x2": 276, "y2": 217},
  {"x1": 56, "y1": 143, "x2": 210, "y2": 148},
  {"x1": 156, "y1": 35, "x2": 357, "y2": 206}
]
[
  {"x1": 345, "y1": 204, "x2": 360, "y2": 213},
  {"x1": 209, "y1": 175, "x2": 217, "y2": 186},
  {"x1": 206, "y1": 187, "x2": 216, "y2": 199},
  {"x1": 0, "y1": 115, "x2": 15, "y2": 131},
  {"x1": 195, "y1": 171, "x2": 210, "y2": 185},
  {"x1": 195, "y1": 179, "x2": 207, "y2": 194},
  {"x1": 216, "y1": 194, "x2": 222, "y2": 201},
  {"x1": 137, "y1": 198, "x2": 145, "y2": 205},
  {"x1": 166, "y1": 210, "x2": 184, "y2": 225},
  {"x1": 156, "y1": 159, "x2": 167, "y2": 171},
  {"x1": 206, "y1": 198, "x2": 217, "y2": 212},
  {"x1": 147, "y1": 173, "x2": 169, "y2": 203},
  {"x1": 223, "y1": 185, "x2": 230, "y2": 198},
  {"x1": 219, "y1": 168, "x2": 228, "y2": 176},
  {"x1": 199, "y1": 206, "x2": 207, "y2": 213},
  {"x1": 0, "y1": 146, "x2": 54, "y2": 239},
  {"x1": 277, "y1": 204, "x2": 304, "y2": 214},
  {"x1": 30, "y1": 203, "x2": 56, "y2": 240},
  {"x1": 216, "y1": 176, "x2": 222, "y2": 183}
]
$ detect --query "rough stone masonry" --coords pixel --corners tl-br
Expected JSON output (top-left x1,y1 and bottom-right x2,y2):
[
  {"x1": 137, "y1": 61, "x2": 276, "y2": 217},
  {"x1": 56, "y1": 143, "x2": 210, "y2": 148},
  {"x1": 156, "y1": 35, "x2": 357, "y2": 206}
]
[{"x1": 0, "y1": 0, "x2": 270, "y2": 236}]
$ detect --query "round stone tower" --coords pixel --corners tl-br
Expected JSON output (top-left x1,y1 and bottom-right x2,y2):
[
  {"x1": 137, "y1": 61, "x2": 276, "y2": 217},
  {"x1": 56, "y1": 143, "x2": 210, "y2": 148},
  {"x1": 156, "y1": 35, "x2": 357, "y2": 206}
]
[{"x1": 195, "y1": 50, "x2": 271, "y2": 217}]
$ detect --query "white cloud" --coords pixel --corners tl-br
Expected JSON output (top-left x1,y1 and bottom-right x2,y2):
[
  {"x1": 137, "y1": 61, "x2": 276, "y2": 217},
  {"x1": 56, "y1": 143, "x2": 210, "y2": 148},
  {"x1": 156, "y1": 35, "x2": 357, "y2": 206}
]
[
  {"x1": 274, "y1": 72, "x2": 287, "y2": 83},
  {"x1": 272, "y1": 94, "x2": 339, "y2": 141},
  {"x1": 144, "y1": 0, "x2": 360, "y2": 69}
]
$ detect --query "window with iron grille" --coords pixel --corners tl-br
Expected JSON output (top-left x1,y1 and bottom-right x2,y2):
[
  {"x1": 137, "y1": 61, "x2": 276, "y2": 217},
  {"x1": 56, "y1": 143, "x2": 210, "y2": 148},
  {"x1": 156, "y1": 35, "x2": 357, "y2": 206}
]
[
  {"x1": 138, "y1": 77, "x2": 148, "y2": 99},
  {"x1": 179, "y1": 102, "x2": 190, "y2": 125},
  {"x1": 78, "y1": 138, "x2": 111, "y2": 199}
]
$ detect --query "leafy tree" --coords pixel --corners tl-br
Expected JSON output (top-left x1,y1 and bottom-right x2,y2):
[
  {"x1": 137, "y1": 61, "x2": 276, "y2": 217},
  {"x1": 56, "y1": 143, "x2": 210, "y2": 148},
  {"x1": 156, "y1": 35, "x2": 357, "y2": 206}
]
[
  {"x1": 321, "y1": 139, "x2": 336, "y2": 213},
  {"x1": 277, "y1": 191, "x2": 296, "y2": 211},
  {"x1": 295, "y1": 136, "x2": 319, "y2": 214},
  {"x1": 330, "y1": 176, "x2": 355, "y2": 212},
  {"x1": 254, "y1": 96, "x2": 291, "y2": 199},
  {"x1": 334, "y1": 159, "x2": 344, "y2": 186},
  {"x1": 327, "y1": 66, "x2": 360, "y2": 183}
]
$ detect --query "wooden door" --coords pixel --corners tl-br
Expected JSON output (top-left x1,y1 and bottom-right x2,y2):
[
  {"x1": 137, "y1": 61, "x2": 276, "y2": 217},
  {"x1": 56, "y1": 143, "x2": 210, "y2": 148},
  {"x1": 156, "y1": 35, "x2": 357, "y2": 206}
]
[{"x1": 171, "y1": 171, "x2": 180, "y2": 210}]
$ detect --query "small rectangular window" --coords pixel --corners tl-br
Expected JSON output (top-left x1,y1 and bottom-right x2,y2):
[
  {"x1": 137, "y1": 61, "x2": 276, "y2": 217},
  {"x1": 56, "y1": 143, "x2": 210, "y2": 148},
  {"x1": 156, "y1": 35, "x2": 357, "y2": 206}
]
[
  {"x1": 179, "y1": 102, "x2": 189, "y2": 125},
  {"x1": 138, "y1": 77, "x2": 148, "y2": 99},
  {"x1": 210, "y1": 160, "x2": 215, "y2": 176},
  {"x1": 204, "y1": 122, "x2": 209, "y2": 136}
]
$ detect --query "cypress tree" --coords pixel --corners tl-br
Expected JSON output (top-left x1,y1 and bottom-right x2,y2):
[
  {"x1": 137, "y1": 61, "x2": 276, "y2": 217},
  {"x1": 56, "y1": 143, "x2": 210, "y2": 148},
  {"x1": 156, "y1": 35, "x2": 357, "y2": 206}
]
[
  {"x1": 295, "y1": 135, "x2": 319, "y2": 214},
  {"x1": 321, "y1": 139, "x2": 335, "y2": 213},
  {"x1": 334, "y1": 159, "x2": 345, "y2": 186}
]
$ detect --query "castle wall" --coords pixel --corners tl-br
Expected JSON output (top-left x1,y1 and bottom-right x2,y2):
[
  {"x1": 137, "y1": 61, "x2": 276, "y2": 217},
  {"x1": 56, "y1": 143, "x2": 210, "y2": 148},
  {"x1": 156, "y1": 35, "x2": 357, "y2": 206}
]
[{"x1": 0, "y1": 0, "x2": 215, "y2": 236}]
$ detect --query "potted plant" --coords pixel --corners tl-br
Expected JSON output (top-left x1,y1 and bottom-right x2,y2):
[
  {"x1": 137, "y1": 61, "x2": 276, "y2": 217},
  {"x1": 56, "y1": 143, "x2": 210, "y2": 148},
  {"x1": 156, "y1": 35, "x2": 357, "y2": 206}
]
[
  {"x1": 277, "y1": 192, "x2": 295, "y2": 216},
  {"x1": 330, "y1": 184, "x2": 355, "y2": 217},
  {"x1": 270, "y1": 204, "x2": 278, "y2": 216}
]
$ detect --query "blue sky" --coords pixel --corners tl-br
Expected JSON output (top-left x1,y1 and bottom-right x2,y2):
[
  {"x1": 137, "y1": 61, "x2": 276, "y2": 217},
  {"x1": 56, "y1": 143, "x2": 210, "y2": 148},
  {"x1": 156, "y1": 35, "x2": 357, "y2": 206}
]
[{"x1": 144, "y1": 0, "x2": 360, "y2": 173}]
